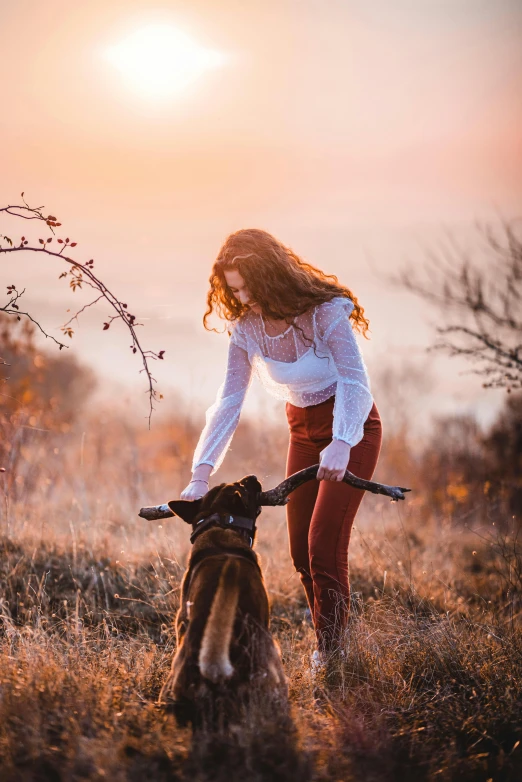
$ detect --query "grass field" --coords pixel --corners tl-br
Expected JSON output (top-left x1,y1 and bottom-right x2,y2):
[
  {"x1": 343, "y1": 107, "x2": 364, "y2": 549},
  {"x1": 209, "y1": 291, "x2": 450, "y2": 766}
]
[
  {"x1": 1, "y1": 450, "x2": 521, "y2": 781},
  {"x1": 1, "y1": 363, "x2": 521, "y2": 780}
]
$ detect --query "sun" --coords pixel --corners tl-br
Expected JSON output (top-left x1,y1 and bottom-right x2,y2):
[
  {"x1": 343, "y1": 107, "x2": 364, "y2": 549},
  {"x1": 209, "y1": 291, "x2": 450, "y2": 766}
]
[{"x1": 104, "y1": 24, "x2": 227, "y2": 100}]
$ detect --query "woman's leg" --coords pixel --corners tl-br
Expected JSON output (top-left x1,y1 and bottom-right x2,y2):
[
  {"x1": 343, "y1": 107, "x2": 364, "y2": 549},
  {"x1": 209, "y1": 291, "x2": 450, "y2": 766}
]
[
  {"x1": 285, "y1": 402, "x2": 322, "y2": 619},
  {"x1": 309, "y1": 402, "x2": 383, "y2": 653}
]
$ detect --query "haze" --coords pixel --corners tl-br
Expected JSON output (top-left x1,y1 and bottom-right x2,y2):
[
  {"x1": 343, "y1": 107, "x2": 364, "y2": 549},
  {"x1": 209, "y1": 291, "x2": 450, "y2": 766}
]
[{"x1": 1, "y1": 0, "x2": 521, "y2": 432}]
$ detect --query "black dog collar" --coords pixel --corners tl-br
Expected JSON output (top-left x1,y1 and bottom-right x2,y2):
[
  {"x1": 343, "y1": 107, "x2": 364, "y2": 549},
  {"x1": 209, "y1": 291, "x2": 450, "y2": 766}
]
[{"x1": 190, "y1": 512, "x2": 257, "y2": 546}]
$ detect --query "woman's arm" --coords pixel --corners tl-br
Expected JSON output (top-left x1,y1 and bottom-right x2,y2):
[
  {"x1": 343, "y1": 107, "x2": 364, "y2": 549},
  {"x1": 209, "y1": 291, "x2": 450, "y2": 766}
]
[
  {"x1": 188, "y1": 337, "x2": 253, "y2": 482},
  {"x1": 315, "y1": 299, "x2": 374, "y2": 480}
]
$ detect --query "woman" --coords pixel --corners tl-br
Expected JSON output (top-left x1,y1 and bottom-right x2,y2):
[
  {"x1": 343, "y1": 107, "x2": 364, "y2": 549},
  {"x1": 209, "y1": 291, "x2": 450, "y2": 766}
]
[{"x1": 180, "y1": 228, "x2": 382, "y2": 663}]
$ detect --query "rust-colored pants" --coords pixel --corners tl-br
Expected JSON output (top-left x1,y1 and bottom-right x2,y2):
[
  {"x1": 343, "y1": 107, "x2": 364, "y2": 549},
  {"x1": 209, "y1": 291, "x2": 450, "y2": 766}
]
[{"x1": 285, "y1": 395, "x2": 382, "y2": 653}]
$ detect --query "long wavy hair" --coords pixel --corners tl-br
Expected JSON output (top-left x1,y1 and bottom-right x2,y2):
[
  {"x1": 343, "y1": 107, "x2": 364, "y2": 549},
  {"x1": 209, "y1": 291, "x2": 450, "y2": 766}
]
[{"x1": 203, "y1": 228, "x2": 371, "y2": 340}]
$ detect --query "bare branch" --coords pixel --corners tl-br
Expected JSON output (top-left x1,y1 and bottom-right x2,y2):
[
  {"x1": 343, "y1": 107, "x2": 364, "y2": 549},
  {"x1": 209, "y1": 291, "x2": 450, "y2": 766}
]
[
  {"x1": 62, "y1": 295, "x2": 105, "y2": 328},
  {"x1": 0, "y1": 286, "x2": 68, "y2": 350},
  {"x1": 384, "y1": 217, "x2": 522, "y2": 392},
  {"x1": 1, "y1": 196, "x2": 165, "y2": 424}
]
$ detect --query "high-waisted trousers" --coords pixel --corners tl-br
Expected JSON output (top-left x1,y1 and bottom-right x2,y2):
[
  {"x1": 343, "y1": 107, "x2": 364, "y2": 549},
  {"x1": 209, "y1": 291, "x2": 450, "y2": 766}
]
[{"x1": 285, "y1": 394, "x2": 382, "y2": 653}]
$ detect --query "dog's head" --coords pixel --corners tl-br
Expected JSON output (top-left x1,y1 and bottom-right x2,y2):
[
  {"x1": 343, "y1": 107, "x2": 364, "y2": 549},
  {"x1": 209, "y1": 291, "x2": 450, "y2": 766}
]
[{"x1": 168, "y1": 474, "x2": 262, "y2": 534}]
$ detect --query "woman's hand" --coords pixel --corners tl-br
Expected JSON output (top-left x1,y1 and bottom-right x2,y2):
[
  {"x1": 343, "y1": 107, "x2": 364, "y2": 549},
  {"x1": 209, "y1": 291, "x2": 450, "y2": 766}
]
[
  {"x1": 180, "y1": 464, "x2": 212, "y2": 500},
  {"x1": 180, "y1": 479, "x2": 209, "y2": 501},
  {"x1": 317, "y1": 439, "x2": 351, "y2": 481}
]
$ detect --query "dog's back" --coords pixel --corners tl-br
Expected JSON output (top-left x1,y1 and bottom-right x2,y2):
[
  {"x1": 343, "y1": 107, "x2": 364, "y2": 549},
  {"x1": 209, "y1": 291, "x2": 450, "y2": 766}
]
[
  {"x1": 159, "y1": 528, "x2": 284, "y2": 722},
  {"x1": 158, "y1": 476, "x2": 287, "y2": 725}
]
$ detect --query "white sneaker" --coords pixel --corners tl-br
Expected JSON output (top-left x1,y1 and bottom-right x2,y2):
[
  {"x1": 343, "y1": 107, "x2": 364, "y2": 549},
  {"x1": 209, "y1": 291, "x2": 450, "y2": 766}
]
[{"x1": 310, "y1": 650, "x2": 327, "y2": 677}]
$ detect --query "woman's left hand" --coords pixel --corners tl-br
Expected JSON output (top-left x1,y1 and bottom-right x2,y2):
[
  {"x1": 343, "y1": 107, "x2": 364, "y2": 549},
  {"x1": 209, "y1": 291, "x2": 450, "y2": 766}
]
[{"x1": 317, "y1": 440, "x2": 351, "y2": 481}]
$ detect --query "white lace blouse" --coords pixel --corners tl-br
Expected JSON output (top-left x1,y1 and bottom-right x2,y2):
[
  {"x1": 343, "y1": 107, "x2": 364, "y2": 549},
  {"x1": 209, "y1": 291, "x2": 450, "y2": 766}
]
[{"x1": 192, "y1": 296, "x2": 374, "y2": 475}]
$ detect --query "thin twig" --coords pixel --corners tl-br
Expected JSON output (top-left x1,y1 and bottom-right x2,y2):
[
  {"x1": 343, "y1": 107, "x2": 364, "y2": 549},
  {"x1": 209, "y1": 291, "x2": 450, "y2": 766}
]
[{"x1": 1, "y1": 197, "x2": 165, "y2": 425}]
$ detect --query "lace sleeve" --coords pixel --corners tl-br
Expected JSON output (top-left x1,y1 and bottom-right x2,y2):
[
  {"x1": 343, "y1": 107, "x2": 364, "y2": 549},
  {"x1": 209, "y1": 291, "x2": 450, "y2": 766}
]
[
  {"x1": 227, "y1": 317, "x2": 248, "y2": 351},
  {"x1": 316, "y1": 297, "x2": 374, "y2": 448},
  {"x1": 191, "y1": 332, "x2": 253, "y2": 475}
]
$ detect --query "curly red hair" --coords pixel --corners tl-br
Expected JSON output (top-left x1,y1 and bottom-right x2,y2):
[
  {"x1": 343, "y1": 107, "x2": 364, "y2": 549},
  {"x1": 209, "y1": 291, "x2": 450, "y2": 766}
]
[{"x1": 203, "y1": 228, "x2": 370, "y2": 339}]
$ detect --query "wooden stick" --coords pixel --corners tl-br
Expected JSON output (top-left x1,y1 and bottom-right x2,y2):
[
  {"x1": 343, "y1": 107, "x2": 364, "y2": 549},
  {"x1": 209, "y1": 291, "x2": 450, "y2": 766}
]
[
  {"x1": 257, "y1": 464, "x2": 411, "y2": 506},
  {"x1": 138, "y1": 465, "x2": 411, "y2": 520},
  {"x1": 139, "y1": 503, "x2": 173, "y2": 521}
]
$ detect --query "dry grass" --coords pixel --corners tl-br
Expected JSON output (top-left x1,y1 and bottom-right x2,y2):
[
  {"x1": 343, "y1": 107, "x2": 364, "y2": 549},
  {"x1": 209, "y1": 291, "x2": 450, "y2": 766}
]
[
  {"x1": 0, "y1": 514, "x2": 520, "y2": 781},
  {"x1": 1, "y1": 402, "x2": 522, "y2": 781}
]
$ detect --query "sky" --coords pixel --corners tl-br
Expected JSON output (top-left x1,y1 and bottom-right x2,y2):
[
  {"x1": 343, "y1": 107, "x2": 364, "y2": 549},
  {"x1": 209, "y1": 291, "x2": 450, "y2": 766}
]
[{"x1": 1, "y1": 0, "x2": 521, "y2": 434}]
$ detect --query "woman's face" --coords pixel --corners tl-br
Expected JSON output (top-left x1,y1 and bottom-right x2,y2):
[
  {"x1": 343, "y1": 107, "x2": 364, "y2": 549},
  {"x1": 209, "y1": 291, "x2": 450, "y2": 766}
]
[{"x1": 224, "y1": 269, "x2": 262, "y2": 314}]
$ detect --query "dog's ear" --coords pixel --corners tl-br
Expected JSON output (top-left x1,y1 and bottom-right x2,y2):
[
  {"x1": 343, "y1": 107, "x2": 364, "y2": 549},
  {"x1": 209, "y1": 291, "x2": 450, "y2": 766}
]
[
  {"x1": 239, "y1": 474, "x2": 263, "y2": 518},
  {"x1": 167, "y1": 499, "x2": 202, "y2": 524},
  {"x1": 239, "y1": 474, "x2": 262, "y2": 493}
]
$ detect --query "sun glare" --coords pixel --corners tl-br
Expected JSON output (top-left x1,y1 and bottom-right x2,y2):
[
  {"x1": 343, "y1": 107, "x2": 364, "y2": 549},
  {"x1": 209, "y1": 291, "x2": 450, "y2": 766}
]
[{"x1": 104, "y1": 24, "x2": 226, "y2": 100}]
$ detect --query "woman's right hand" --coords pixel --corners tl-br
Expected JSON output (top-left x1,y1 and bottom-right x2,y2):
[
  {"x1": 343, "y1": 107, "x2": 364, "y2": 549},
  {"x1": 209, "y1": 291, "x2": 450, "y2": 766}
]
[{"x1": 180, "y1": 479, "x2": 209, "y2": 501}]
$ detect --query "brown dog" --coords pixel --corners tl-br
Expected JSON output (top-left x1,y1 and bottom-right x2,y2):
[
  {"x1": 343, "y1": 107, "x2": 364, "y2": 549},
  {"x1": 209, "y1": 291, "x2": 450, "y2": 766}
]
[{"x1": 158, "y1": 474, "x2": 287, "y2": 727}]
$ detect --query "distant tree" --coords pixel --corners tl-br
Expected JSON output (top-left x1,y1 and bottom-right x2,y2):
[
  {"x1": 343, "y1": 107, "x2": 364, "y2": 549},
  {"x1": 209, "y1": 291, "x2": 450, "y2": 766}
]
[
  {"x1": 0, "y1": 194, "x2": 165, "y2": 424},
  {"x1": 0, "y1": 313, "x2": 97, "y2": 425},
  {"x1": 0, "y1": 312, "x2": 98, "y2": 498},
  {"x1": 482, "y1": 391, "x2": 522, "y2": 519},
  {"x1": 412, "y1": 391, "x2": 522, "y2": 527},
  {"x1": 386, "y1": 218, "x2": 522, "y2": 393}
]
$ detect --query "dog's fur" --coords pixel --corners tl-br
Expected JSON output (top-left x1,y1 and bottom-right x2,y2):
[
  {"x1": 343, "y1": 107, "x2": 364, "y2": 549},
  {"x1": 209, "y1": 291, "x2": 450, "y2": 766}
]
[{"x1": 158, "y1": 474, "x2": 287, "y2": 726}]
